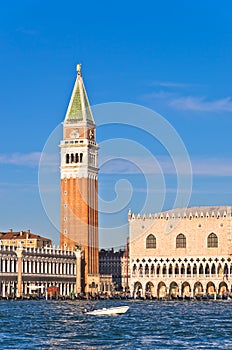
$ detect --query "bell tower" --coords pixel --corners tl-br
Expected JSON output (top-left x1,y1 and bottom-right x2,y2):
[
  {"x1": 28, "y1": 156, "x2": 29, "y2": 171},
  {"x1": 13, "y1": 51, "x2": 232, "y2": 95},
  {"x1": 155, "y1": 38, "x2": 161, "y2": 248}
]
[{"x1": 60, "y1": 64, "x2": 99, "y2": 292}]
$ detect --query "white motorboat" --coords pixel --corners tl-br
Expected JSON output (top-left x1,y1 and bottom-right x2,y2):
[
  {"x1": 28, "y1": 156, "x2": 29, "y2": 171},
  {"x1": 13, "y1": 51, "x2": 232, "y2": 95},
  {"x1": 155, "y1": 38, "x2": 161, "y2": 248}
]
[{"x1": 83, "y1": 305, "x2": 129, "y2": 316}]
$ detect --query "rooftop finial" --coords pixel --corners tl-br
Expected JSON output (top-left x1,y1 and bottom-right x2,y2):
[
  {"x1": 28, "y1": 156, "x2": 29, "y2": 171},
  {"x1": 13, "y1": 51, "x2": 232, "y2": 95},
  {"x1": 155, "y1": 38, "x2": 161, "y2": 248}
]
[{"x1": 77, "y1": 63, "x2": 82, "y2": 75}]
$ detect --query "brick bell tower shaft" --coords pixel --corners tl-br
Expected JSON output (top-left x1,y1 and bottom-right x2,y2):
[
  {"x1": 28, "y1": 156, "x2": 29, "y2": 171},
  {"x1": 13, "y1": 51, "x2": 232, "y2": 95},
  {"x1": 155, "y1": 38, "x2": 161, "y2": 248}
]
[{"x1": 59, "y1": 64, "x2": 99, "y2": 292}]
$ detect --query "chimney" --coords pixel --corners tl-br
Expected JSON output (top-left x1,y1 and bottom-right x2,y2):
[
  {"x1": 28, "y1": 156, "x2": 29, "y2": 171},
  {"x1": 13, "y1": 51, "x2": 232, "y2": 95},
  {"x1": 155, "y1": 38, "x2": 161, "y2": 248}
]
[
  {"x1": 26, "y1": 229, "x2": 30, "y2": 239},
  {"x1": 9, "y1": 228, "x2": 13, "y2": 233}
]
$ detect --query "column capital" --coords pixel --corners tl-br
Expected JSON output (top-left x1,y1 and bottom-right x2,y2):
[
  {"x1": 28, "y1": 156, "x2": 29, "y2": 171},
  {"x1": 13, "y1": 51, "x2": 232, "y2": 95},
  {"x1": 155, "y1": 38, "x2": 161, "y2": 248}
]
[
  {"x1": 74, "y1": 245, "x2": 82, "y2": 259},
  {"x1": 16, "y1": 246, "x2": 24, "y2": 258}
]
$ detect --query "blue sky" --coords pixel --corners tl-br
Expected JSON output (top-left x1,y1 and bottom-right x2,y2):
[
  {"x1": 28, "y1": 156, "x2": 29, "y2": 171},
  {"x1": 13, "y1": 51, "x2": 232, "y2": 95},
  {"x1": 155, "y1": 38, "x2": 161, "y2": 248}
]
[{"x1": 1, "y1": 1, "x2": 232, "y2": 248}]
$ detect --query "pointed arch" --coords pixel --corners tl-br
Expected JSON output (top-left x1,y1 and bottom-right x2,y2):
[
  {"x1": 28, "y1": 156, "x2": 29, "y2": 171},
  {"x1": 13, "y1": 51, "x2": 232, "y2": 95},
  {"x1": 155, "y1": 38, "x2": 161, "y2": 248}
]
[
  {"x1": 182, "y1": 281, "x2": 191, "y2": 296},
  {"x1": 145, "y1": 264, "x2": 149, "y2": 276},
  {"x1": 146, "y1": 234, "x2": 156, "y2": 249},
  {"x1": 219, "y1": 281, "x2": 228, "y2": 295},
  {"x1": 157, "y1": 282, "x2": 167, "y2": 298},
  {"x1": 217, "y1": 263, "x2": 223, "y2": 276},
  {"x1": 134, "y1": 281, "x2": 143, "y2": 295},
  {"x1": 176, "y1": 233, "x2": 186, "y2": 248},
  {"x1": 224, "y1": 263, "x2": 229, "y2": 275},
  {"x1": 211, "y1": 263, "x2": 216, "y2": 275},
  {"x1": 194, "y1": 281, "x2": 203, "y2": 296},
  {"x1": 169, "y1": 281, "x2": 179, "y2": 298},
  {"x1": 145, "y1": 281, "x2": 154, "y2": 294},
  {"x1": 207, "y1": 233, "x2": 218, "y2": 248},
  {"x1": 199, "y1": 263, "x2": 204, "y2": 275},
  {"x1": 174, "y1": 263, "x2": 179, "y2": 275},
  {"x1": 205, "y1": 263, "x2": 210, "y2": 276},
  {"x1": 162, "y1": 264, "x2": 167, "y2": 276},
  {"x1": 168, "y1": 263, "x2": 173, "y2": 276},
  {"x1": 206, "y1": 281, "x2": 215, "y2": 294}
]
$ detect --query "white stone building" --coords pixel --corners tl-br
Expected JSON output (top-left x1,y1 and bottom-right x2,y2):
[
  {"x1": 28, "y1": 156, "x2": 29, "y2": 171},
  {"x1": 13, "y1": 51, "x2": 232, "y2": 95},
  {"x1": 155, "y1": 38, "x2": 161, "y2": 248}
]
[
  {"x1": 0, "y1": 245, "x2": 81, "y2": 298},
  {"x1": 129, "y1": 206, "x2": 232, "y2": 298}
]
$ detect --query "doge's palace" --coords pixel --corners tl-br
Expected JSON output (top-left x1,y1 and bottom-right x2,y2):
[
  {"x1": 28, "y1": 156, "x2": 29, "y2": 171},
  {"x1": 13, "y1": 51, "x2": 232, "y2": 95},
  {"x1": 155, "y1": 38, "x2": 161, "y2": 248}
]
[{"x1": 129, "y1": 206, "x2": 232, "y2": 298}]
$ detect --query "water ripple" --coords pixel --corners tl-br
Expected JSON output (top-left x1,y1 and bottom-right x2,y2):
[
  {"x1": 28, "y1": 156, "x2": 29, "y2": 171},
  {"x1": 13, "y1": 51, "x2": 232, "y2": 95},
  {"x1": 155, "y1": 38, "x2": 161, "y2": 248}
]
[{"x1": 1, "y1": 300, "x2": 232, "y2": 349}]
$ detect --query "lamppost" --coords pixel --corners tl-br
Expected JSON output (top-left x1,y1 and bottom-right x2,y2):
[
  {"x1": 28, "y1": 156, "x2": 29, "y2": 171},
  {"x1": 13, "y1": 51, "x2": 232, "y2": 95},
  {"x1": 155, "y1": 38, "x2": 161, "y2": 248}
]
[
  {"x1": 74, "y1": 244, "x2": 82, "y2": 296},
  {"x1": 16, "y1": 245, "x2": 24, "y2": 298}
]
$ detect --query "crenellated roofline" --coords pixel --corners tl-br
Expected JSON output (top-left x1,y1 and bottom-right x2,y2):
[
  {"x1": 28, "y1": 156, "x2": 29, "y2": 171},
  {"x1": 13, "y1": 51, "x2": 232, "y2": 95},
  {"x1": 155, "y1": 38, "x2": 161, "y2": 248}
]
[{"x1": 128, "y1": 206, "x2": 232, "y2": 221}]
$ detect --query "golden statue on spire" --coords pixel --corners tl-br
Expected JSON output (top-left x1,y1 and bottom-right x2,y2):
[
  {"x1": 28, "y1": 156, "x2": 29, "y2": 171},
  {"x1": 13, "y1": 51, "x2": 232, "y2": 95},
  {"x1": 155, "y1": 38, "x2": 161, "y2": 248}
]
[{"x1": 77, "y1": 63, "x2": 82, "y2": 75}]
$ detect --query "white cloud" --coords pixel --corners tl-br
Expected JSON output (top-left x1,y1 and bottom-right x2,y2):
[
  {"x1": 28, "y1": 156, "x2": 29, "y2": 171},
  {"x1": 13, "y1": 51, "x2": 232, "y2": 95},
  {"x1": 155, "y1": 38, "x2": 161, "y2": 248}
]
[
  {"x1": 99, "y1": 155, "x2": 232, "y2": 177},
  {"x1": 169, "y1": 96, "x2": 232, "y2": 112},
  {"x1": 0, "y1": 152, "x2": 60, "y2": 168},
  {"x1": 151, "y1": 81, "x2": 191, "y2": 88},
  {"x1": 0, "y1": 152, "x2": 41, "y2": 167},
  {"x1": 143, "y1": 90, "x2": 176, "y2": 100},
  {"x1": 143, "y1": 81, "x2": 232, "y2": 113},
  {"x1": 99, "y1": 156, "x2": 176, "y2": 175},
  {"x1": 191, "y1": 157, "x2": 232, "y2": 176}
]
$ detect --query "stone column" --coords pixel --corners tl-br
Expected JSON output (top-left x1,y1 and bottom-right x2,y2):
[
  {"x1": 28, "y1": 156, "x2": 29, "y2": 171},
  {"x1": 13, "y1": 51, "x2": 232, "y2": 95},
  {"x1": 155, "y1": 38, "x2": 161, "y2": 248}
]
[
  {"x1": 11, "y1": 259, "x2": 14, "y2": 273},
  {"x1": 7, "y1": 259, "x2": 10, "y2": 273},
  {"x1": 7, "y1": 282, "x2": 10, "y2": 296},
  {"x1": 29, "y1": 259, "x2": 32, "y2": 273},
  {"x1": 2, "y1": 281, "x2": 6, "y2": 298},
  {"x1": 16, "y1": 247, "x2": 24, "y2": 298},
  {"x1": 74, "y1": 247, "x2": 82, "y2": 294},
  {"x1": 2, "y1": 259, "x2": 5, "y2": 273}
]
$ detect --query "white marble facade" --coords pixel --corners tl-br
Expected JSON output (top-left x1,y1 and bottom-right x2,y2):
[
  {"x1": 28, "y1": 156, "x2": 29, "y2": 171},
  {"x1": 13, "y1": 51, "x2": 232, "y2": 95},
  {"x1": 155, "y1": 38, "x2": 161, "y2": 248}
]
[{"x1": 129, "y1": 206, "x2": 232, "y2": 297}]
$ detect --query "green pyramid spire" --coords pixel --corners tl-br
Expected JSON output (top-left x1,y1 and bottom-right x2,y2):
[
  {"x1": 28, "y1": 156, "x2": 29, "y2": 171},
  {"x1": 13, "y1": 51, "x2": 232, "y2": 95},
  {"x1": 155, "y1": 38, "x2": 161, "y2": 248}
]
[{"x1": 64, "y1": 64, "x2": 94, "y2": 123}]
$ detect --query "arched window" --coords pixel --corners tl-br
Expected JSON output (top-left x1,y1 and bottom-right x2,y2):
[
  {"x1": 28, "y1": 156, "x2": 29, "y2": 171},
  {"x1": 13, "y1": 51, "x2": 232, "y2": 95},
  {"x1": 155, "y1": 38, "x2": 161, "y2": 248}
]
[
  {"x1": 193, "y1": 264, "x2": 197, "y2": 275},
  {"x1": 66, "y1": 154, "x2": 70, "y2": 164},
  {"x1": 162, "y1": 264, "x2": 167, "y2": 276},
  {"x1": 199, "y1": 264, "x2": 203, "y2": 275},
  {"x1": 207, "y1": 233, "x2": 218, "y2": 248},
  {"x1": 146, "y1": 234, "x2": 156, "y2": 249},
  {"x1": 176, "y1": 233, "x2": 186, "y2": 248}
]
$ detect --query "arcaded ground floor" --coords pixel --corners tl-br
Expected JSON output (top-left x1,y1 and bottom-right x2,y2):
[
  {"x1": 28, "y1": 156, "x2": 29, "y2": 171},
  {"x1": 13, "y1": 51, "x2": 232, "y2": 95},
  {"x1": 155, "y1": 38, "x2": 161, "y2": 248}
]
[
  {"x1": 0, "y1": 276, "x2": 76, "y2": 298},
  {"x1": 130, "y1": 277, "x2": 232, "y2": 298},
  {"x1": 130, "y1": 255, "x2": 232, "y2": 297}
]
